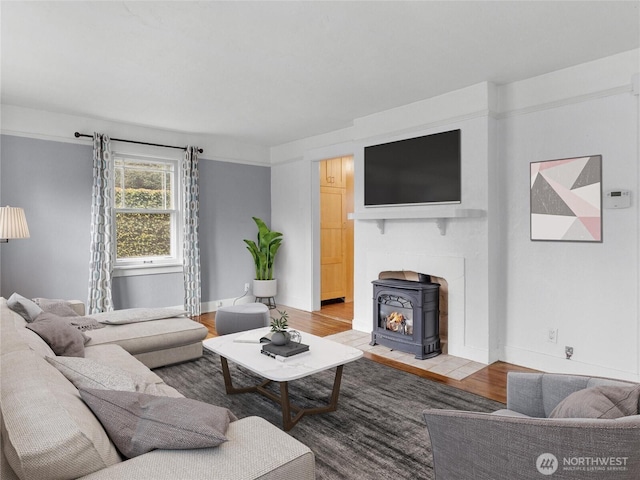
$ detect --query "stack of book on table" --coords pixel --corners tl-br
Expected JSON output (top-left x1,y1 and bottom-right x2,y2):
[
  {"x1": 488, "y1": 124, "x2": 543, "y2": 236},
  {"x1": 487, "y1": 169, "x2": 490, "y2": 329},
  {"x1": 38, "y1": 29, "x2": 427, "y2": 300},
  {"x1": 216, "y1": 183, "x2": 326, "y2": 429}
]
[{"x1": 261, "y1": 341, "x2": 309, "y2": 359}]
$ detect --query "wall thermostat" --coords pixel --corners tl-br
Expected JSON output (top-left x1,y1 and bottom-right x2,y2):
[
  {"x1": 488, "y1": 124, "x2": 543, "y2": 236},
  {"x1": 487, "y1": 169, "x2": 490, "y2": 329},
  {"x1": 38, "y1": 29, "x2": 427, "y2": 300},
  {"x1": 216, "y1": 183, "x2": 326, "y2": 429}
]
[{"x1": 604, "y1": 190, "x2": 631, "y2": 209}]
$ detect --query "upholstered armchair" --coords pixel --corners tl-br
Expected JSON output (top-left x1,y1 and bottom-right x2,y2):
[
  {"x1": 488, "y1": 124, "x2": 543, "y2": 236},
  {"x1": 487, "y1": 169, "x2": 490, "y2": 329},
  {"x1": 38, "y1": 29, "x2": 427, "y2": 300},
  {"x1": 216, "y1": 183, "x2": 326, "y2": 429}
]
[{"x1": 423, "y1": 372, "x2": 640, "y2": 479}]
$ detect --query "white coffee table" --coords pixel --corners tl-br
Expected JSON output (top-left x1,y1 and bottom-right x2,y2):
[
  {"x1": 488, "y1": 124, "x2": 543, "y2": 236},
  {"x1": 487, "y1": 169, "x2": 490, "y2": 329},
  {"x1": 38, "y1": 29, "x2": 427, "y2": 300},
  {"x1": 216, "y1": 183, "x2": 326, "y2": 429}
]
[{"x1": 203, "y1": 327, "x2": 363, "y2": 430}]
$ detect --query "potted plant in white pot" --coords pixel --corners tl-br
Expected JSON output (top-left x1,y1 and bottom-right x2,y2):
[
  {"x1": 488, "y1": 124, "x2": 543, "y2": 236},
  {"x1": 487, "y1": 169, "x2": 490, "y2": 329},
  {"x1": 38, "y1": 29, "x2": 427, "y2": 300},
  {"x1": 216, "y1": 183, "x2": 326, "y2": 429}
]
[{"x1": 244, "y1": 217, "x2": 283, "y2": 300}]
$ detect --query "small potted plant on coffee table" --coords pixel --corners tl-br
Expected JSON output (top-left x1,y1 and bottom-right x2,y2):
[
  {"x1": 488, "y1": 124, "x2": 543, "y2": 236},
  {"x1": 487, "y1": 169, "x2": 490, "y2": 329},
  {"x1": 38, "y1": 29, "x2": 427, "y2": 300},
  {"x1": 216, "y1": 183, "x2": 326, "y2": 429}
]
[{"x1": 270, "y1": 310, "x2": 290, "y2": 345}]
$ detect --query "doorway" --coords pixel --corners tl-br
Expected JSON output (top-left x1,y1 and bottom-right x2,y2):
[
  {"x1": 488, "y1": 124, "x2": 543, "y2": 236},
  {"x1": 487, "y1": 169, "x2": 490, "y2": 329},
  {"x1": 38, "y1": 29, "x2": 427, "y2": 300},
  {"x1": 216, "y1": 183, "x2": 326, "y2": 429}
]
[{"x1": 318, "y1": 156, "x2": 354, "y2": 320}]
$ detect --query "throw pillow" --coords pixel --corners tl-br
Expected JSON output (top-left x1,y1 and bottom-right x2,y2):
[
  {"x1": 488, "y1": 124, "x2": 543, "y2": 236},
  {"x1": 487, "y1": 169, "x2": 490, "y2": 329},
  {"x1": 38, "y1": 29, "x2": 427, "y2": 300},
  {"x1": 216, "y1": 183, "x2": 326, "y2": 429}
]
[
  {"x1": 549, "y1": 384, "x2": 640, "y2": 419},
  {"x1": 79, "y1": 388, "x2": 237, "y2": 458},
  {"x1": 34, "y1": 311, "x2": 104, "y2": 333},
  {"x1": 91, "y1": 307, "x2": 188, "y2": 325},
  {"x1": 7, "y1": 292, "x2": 43, "y2": 322},
  {"x1": 26, "y1": 315, "x2": 88, "y2": 357},
  {"x1": 33, "y1": 298, "x2": 81, "y2": 317},
  {"x1": 46, "y1": 356, "x2": 160, "y2": 394}
]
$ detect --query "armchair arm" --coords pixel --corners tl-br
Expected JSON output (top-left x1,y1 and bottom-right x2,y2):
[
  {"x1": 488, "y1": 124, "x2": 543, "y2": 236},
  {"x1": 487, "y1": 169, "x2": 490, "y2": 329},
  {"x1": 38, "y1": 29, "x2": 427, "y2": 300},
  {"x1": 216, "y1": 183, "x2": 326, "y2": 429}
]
[
  {"x1": 423, "y1": 409, "x2": 640, "y2": 480},
  {"x1": 505, "y1": 372, "x2": 546, "y2": 417}
]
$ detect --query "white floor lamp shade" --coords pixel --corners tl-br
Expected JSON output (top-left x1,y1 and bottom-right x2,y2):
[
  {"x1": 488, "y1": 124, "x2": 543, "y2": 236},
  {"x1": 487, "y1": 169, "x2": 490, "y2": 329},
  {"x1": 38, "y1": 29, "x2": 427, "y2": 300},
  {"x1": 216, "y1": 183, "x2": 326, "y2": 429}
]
[{"x1": 0, "y1": 206, "x2": 30, "y2": 241}]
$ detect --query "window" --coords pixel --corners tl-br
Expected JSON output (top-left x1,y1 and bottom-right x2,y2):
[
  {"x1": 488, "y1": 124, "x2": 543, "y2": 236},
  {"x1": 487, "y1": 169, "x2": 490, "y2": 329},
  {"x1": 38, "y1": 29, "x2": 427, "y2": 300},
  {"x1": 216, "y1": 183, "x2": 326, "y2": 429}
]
[{"x1": 113, "y1": 154, "x2": 182, "y2": 274}]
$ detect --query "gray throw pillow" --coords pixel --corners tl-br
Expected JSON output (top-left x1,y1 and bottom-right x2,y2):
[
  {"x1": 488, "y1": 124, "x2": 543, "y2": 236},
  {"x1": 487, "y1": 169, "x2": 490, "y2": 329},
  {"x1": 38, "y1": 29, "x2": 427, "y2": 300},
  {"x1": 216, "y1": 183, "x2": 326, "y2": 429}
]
[
  {"x1": 79, "y1": 388, "x2": 237, "y2": 458},
  {"x1": 33, "y1": 298, "x2": 81, "y2": 317},
  {"x1": 46, "y1": 356, "x2": 160, "y2": 394},
  {"x1": 35, "y1": 311, "x2": 104, "y2": 333},
  {"x1": 26, "y1": 316, "x2": 88, "y2": 357},
  {"x1": 7, "y1": 292, "x2": 43, "y2": 322},
  {"x1": 549, "y1": 384, "x2": 640, "y2": 419}
]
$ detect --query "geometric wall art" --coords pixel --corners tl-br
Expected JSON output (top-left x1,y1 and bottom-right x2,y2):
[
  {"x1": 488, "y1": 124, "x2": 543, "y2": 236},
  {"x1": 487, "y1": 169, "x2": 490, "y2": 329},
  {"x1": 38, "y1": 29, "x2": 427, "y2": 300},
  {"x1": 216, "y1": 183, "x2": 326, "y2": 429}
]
[{"x1": 530, "y1": 155, "x2": 602, "y2": 242}]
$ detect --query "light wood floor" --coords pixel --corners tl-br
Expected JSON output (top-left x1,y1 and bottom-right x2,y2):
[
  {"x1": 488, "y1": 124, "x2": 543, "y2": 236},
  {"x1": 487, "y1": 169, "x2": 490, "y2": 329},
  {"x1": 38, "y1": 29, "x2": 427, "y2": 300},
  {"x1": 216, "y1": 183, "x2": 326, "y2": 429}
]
[{"x1": 197, "y1": 302, "x2": 537, "y2": 404}]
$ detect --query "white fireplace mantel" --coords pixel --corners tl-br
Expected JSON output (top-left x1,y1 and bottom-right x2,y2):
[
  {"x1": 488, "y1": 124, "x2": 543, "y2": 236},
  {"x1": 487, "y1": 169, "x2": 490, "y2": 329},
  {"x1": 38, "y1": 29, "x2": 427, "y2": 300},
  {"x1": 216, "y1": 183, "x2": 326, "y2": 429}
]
[{"x1": 348, "y1": 208, "x2": 485, "y2": 235}]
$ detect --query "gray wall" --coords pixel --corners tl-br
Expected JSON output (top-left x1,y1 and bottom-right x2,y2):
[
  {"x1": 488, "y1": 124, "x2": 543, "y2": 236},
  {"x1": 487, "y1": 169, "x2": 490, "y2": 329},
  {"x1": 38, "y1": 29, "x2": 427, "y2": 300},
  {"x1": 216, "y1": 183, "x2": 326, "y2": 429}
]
[
  {"x1": 1, "y1": 136, "x2": 93, "y2": 301},
  {"x1": 199, "y1": 159, "x2": 271, "y2": 302},
  {"x1": 1, "y1": 135, "x2": 270, "y2": 309}
]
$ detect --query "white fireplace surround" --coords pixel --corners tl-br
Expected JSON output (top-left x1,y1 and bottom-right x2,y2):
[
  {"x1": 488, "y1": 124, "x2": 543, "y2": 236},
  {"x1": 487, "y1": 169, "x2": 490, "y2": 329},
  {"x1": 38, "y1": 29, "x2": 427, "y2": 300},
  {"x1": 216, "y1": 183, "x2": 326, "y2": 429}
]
[{"x1": 357, "y1": 252, "x2": 465, "y2": 357}]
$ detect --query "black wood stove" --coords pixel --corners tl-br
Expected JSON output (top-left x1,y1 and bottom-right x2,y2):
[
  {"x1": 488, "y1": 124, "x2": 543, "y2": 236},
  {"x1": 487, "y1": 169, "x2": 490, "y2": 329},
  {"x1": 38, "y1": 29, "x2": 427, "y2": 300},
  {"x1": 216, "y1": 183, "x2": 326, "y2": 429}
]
[{"x1": 370, "y1": 278, "x2": 441, "y2": 359}]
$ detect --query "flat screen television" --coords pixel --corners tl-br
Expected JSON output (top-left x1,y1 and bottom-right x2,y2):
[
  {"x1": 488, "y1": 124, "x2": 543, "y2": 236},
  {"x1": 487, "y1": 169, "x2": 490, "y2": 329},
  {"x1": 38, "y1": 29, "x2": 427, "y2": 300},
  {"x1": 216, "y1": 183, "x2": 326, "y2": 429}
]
[{"x1": 364, "y1": 129, "x2": 461, "y2": 207}]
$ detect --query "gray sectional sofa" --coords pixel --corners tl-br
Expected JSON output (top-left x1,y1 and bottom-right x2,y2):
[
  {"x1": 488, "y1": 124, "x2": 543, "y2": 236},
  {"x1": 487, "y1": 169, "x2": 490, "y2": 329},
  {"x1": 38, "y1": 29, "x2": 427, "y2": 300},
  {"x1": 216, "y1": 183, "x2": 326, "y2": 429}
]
[{"x1": 0, "y1": 297, "x2": 316, "y2": 480}]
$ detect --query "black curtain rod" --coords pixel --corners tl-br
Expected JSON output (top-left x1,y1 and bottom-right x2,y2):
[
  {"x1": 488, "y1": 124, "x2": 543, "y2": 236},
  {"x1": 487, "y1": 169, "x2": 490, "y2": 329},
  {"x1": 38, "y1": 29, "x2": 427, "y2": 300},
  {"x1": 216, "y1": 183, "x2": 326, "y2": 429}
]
[{"x1": 74, "y1": 132, "x2": 203, "y2": 154}]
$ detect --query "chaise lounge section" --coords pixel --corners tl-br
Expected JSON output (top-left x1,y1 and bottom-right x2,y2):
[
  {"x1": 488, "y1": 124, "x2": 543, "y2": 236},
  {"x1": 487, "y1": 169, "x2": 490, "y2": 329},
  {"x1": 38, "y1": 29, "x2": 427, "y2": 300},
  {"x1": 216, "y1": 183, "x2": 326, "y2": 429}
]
[{"x1": 82, "y1": 305, "x2": 210, "y2": 368}]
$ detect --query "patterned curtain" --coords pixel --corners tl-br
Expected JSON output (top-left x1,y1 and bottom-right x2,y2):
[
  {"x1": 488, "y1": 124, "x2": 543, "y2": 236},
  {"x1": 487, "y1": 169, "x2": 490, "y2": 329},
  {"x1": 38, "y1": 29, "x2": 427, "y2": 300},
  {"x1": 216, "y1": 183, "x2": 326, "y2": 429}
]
[
  {"x1": 87, "y1": 133, "x2": 114, "y2": 313},
  {"x1": 182, "y1": 146, "x2": 201, "y2": 317}
]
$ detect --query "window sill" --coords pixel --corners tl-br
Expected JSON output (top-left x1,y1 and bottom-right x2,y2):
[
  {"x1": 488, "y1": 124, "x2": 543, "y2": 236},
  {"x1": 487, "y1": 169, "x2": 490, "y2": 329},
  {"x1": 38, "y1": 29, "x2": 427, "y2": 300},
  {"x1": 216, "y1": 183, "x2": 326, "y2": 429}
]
[{"x1": 113, "y1": 263, "x2": 183, "y2": 277}]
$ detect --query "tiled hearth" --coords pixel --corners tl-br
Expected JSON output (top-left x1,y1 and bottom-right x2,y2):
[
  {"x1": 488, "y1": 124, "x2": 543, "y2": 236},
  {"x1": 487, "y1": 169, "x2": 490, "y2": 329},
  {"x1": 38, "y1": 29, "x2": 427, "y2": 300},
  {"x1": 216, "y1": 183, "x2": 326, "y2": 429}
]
[{"x1": 326, "y1": 330, "x2": 485, "y2": 380}]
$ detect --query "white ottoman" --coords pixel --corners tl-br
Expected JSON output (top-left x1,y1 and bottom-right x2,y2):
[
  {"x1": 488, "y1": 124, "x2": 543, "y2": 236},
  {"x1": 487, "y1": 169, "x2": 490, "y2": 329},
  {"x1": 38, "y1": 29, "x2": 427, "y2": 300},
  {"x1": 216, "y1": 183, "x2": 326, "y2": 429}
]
[{"x1": 215, "y1": 303, "x2": 270, "y2": 335}]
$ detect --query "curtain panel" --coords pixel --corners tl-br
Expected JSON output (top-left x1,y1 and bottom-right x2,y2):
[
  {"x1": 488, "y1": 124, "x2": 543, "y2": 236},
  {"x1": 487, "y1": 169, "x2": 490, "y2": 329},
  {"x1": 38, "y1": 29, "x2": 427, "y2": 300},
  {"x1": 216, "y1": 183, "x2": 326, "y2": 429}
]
[
  {"x1": 87, "y1": 133, "x2": 114, "y2": 313},
  {"x1": 183, "y1": 146, "x2": 201, "y2": 317}
]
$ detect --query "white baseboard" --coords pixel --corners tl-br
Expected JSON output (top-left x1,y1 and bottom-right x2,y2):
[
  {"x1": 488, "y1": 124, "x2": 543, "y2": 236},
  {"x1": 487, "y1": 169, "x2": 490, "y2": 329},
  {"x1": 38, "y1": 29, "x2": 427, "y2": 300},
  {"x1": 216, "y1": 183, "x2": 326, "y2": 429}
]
[
  {"x1": 447, "y1": 343, "x2": 490, "y2": 365},
  {"x1": 200, "y1": 295, "x2": 258, "y2": 314},
  {"x1": 502, "y1": 345, "x2": 639, "y2": 382}
]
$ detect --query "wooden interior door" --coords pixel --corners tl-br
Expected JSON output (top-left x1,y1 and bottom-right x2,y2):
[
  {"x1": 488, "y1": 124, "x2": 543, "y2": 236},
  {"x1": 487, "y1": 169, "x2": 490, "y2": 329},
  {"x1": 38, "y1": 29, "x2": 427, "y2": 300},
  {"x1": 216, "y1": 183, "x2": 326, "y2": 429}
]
[
  {"x1": 320, "y1": 185, "x2": 345, "y2": 300},
  {"x1": 320, "y1": 156, "x2": 353, "y2": 302}
]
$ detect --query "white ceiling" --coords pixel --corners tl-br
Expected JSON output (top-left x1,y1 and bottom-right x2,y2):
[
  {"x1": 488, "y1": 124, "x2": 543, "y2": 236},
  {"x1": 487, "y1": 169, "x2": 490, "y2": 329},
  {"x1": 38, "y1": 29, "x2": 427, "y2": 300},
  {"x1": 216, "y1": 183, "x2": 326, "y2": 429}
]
[{"x1": 2, "y1": 1, "x2": 639, "y2": 147}]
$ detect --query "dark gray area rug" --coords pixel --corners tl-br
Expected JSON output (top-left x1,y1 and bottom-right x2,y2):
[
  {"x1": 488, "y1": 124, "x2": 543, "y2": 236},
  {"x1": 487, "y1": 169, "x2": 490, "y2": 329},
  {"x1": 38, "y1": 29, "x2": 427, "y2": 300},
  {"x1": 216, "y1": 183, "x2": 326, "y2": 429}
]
[{"x1": 154, "y1": 349, "x2": 504, "y2": 480}]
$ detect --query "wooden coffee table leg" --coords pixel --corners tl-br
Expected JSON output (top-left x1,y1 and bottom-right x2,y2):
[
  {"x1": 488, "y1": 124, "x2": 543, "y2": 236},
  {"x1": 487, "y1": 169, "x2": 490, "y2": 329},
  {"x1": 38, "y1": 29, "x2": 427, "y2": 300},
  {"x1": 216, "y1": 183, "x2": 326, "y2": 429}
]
[
  {"x1": 220, "y1": 357, "x2": 235, "y2": 394},
  {"x1": 220, "y1": 356, "x2": 346, "y2": 431},
  {"x1": 279, "y1": 381, "x2": 296, "y2": 431},
  {"x1": 279, "y1": 364, "x2": 345, "y2": 431},
  {"x1": 220, "y1": 356, "x2": 270, "y2": 394},
  {"x1": 327, "y1": 364, "x2": 344, "y2": 410}
]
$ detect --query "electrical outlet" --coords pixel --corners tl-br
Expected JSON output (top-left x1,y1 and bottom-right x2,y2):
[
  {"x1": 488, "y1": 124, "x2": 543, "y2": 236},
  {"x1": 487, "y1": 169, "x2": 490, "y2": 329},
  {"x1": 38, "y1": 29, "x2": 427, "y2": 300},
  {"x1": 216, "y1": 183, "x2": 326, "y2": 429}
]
[
  {"x1": 565, "y1": 346, "x2": 574, "y2": 360},
  {"x1": 244, "y1": 283, "x2": 250, "y2": 293},
  {"x1": 547, "y1": 328, "x2": 558, "y2": 343}
]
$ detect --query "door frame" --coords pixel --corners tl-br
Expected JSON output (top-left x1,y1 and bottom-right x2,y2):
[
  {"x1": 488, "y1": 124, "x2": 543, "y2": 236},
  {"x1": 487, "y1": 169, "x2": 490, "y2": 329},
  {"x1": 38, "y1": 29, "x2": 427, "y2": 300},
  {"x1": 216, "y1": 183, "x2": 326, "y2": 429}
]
[{"x1": 306, "y1": 142, "x2": 356, "y2": 312}]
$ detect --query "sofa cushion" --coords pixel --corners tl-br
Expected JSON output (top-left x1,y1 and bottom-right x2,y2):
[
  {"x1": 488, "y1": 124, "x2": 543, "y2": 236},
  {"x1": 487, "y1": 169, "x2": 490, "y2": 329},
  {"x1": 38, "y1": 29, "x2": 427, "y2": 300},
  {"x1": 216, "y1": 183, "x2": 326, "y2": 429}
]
[
  {"x1": 68, "y1": 417, "x2": 316, "y2": 480},
  {"x1": 79, "y1": 388, "x2": 236, "y2": 459},
  {"x1": 84, "y1": 345, "x2": 184, "y2": 398},
  {"x1": 85, "y1": 344, "x2": 163, "y2": 382},
  {"x1": 46, "y1": 356, "x2": 162, "y2": 395},
  {"x1": 91, "y1": 307, "x2": 188, "y2": 325},
  {"x1": 26, "y1": 314, "x2": 88, "y2": 357},
  {"x1": 1, "y1": 299, "x2": 36, "y2": 357},
  {"x1": 2, "y1": 299, "x2": 57, "y2": 358},
  {"x1": 7, "y1": 293, "x2": 42, "y2": 322},
  {"x1": 1, "y1": 349, "x2": 121, "y2": 479},
  {"x1": 19, "y1": 328, "x2": 56, "y2": 358},
  {"x1": 549, "y1": 384, "x2": 640, "y2": 419}
]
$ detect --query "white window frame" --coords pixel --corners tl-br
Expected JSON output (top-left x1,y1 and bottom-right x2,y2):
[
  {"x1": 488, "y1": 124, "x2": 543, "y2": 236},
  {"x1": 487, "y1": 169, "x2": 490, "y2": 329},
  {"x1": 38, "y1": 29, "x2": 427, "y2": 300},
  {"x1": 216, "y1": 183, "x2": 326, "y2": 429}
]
[{"x1": 112, "y1": 152, "x2": 183, "y2": 277}]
